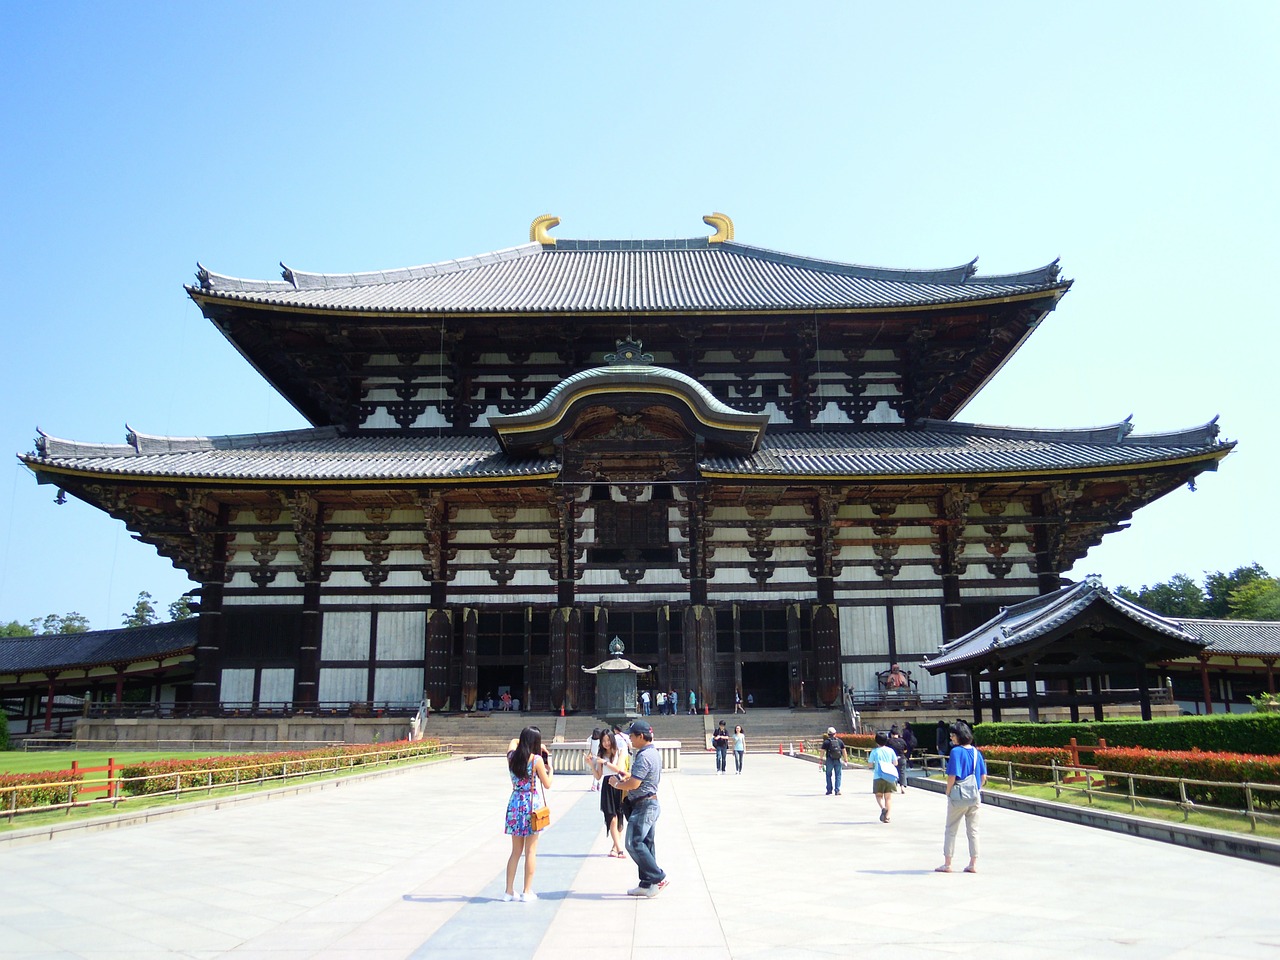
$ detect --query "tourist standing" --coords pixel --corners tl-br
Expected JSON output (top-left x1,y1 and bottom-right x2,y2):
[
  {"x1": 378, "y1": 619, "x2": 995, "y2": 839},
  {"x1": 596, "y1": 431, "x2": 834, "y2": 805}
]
[
  {"x1": 587, "y1": 729, "x2": 629, "y2": 858},
  {"x1": 732, "y1": 724, "x2": 746, "y2": 774},
  {"x1": 868, "y1": 731, "x2": 899, "y2": 823},
  {"x1": 712, "y1": 720, "x2": 730, "y2": 774},
  {"x1": 937, "y1": 721, "x2": 988, "y2": 873},
  {"x1": 504, "y1": 725, "x2": 553, "y2": 901},
  {"x1": 587, "y1": 727, "x2": 603, "y2": 792},
  {"x1": 935, "y1": 720, "x2": 951, "y2": 770},
  {"x1": 888, "y1": 725, "x2": 908, "y2": 791},
  {"x1": 641, "y1": 689, "x2": 651, "y2": 716},
  {"x1": 669, "y1": 688, "x2": 678, "y2": 716},
  {"x1": 612, "y1": 719, "x2": 669, "y2": 897},
  {"x1": 821, "y1": 726, "x2": 844, "y2": 796}
]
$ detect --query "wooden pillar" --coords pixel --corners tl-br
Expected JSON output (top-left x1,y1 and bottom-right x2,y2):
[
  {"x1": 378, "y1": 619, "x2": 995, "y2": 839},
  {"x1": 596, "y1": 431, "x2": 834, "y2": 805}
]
[
  {"x1": 1092, "y1": 673, "x2": 1105, "y2": 722},
  {"x1": 292, "y1": 496, "x2": 325, "y2": 713},
  {"x1": 424, "y1": 609, "x2": 452, "y2": 710},
  {"x1": 1264, "y1": 658, "x2": 1276, "y2": 695},
  {"x1": 1137, "y1": 665, "x2": 1152, "y2": 721},
  {"x1": 787, "y1": 602, "x2": 803, "y2": 707},
  {"x1": 1068, "y1": 676, "x2": 1080, "y2": 722},
  {"x1": 988, "y1": 673, "x2": 1002, "y2": 722},
  {"x1": 970, "y1": 669, "x2": 982, "y2": 724},
  {"x1": 192, "y1": 503, "x2": 231, "y2": 712},
  {"x1": 44, "y1": 674, "x2": 58, "y2": 730},
  {"x1": 550, "y1": 606, "x2": 583, "y2": 712},
  {"x1": 1198, "y1": 655, "x2": 1214, "y2": 715},
  {"x1": 684, "y1": 605, "x2": 715, "y2": 711},
  {"x1": 114, "y1": 668, "x2": 126, "y2": 704},
  {"x1": 1025, "y1": 666, "x2": 1040, "y2": 723},
  {"x1": 687, "y1": 495, "x2": 708, "y2": 607},
  {"x1": 460, "y1": 607, "x2": 478, "y2": 711},
  {"x1": 813, "y1": 604, "x2": 841, "y2": 707}
]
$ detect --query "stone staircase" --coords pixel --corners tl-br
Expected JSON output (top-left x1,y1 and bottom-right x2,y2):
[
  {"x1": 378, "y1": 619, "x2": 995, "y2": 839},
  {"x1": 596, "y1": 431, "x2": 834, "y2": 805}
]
[{"x1": 422, "y1": 707, "x2": 847, "y2": 757}]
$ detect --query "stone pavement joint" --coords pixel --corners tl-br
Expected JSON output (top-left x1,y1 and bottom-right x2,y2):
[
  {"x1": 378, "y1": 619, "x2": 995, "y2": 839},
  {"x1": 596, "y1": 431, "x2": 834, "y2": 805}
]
[{"x1": 0, "y1": 754, "x2": 1276, "y2": 959}]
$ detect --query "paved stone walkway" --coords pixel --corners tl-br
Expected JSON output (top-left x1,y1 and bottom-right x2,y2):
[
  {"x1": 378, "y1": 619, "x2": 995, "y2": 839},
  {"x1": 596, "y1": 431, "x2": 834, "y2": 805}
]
[{"x1": 1, "y1": 753, "x2": 1278, "y2": 958}]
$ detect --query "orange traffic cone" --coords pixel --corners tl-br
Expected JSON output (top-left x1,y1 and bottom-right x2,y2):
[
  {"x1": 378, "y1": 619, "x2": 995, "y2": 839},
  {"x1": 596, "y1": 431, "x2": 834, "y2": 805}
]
[
  {"x1": 778, "y1": 743, "x2": 784, "y2": 754},
  {"x1": 798, "y1": 741, "x2": 805, "y2": 754},
  {"x1": 704, "y1": 703, "x2": 709, "y2": 715},
  {"x1": 560, "y1": 703, "x2": 565, "y2": 717}
]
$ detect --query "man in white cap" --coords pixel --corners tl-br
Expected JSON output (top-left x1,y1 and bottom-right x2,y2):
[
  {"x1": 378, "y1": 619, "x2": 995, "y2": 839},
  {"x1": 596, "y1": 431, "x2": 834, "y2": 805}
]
[
  {"x1": 611, "y1": 718, "x2": 669, "y2": 897},
  {"x1": 821, "y1": 726, "x2": 845, "y2": 795}
]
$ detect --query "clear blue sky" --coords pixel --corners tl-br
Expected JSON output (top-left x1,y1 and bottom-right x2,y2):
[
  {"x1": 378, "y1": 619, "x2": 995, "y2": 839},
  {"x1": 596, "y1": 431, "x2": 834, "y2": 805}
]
[{"x1": 1, "y1": 2, "x2": 1275, "y2": 630}]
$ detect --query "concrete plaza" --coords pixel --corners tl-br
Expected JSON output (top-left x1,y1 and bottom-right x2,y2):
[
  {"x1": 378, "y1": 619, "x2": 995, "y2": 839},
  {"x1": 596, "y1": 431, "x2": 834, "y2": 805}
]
[{"x1": 1, "y1": 751, "x2": 1277, "y2": 959}]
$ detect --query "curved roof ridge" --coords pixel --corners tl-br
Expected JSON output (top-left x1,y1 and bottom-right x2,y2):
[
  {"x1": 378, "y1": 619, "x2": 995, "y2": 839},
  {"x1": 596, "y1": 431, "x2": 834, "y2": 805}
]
[
  {"x1": 191, "y1": 243, "x2": 543, "y2": 294},
  {"x1": 917, "y1": 418, "x2": 1137, "y2": 443},
  {"x1": 722, "y1": 241, "x2": 981, "y2": 284}
]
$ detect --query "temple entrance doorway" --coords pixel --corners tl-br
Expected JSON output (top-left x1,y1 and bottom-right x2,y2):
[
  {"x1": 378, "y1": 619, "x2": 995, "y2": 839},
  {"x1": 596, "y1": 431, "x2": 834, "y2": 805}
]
[
  {"x1": 477, "y1": 665, "x2": 525, "y2": 710},
  {"x1": 740, "y1": 661, "x2": 789, "y2": 707}
]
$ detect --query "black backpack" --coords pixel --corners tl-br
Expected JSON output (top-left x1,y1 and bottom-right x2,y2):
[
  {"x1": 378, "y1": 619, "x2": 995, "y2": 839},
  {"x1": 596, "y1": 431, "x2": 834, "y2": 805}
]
[{"x1": 825, "y1": 736, "x2": 844, "y2": 761}]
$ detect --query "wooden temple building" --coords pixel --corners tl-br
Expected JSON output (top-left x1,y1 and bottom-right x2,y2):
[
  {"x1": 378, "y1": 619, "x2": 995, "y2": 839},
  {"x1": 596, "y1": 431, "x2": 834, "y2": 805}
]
[{"x1": 21, "y1": 214, "x2": 1234, "y2": 717}]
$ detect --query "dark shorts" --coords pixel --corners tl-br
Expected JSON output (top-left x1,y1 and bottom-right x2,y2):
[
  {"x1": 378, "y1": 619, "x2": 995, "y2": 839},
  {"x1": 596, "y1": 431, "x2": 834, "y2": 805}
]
[{"x1": 873, "y1": 779, "x2": 896, "y2": 794}]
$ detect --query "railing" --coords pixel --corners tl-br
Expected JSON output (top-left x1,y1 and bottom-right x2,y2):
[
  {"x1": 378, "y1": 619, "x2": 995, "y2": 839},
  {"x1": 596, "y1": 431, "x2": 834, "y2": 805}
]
[
  {"x1": 84, "y1": 700, "x2": 421, "y2": 720},
  {"x1": 2, "y1": 741, "x2": 449, "y2": 825}
]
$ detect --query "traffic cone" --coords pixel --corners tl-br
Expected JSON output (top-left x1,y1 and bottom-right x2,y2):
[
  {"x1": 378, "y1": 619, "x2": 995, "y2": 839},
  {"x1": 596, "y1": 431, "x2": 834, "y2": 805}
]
[
  {"x1": 560, "y1": 703, "x2": 565, "y2": 717},
  {"x1": 778, "y1": 743, "x2": 784, "y2": 754},
  {"x1": 798, "y1": 741, "x2": 805, "y2": 754},
  {"x1": 704, "y1": 703, "x2": 709, "y2": 715}
]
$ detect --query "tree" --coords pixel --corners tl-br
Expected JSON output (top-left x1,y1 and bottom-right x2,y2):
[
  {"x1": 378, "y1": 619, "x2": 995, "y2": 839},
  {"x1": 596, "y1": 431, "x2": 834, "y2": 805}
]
[
  {"x1": 168, "y1": 594, "x2": 194, "y2": 621},
  {"x1": 1204, "y1": 564, "x2": 1269, "y2": 619},
  {"x1": 0, "y1": 620, "x2": 35, "y2": 638},
  {"x1": 1228, "y1": 578, "x2": 1280, "y2": 621},
  {"x1": 1114, "y1": 574, "x2": 1205, "y2": 618},
  {"x1": 122, "y1": 591, "x2": 159, "y2": 628},
  {"x1": 5, "y1": 613, "x2": 91, "y2": 636}
]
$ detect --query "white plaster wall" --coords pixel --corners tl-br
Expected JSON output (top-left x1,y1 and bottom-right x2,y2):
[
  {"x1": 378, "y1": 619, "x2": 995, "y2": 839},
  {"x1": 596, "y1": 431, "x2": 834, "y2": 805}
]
[
  {"x1": 322, "y1": 612, "x2": 371, "y2": 660},
  {"x1": 892, "y1": 604, "x2": 944, "y2": 656},
  {"x1": 259, "y1": 668, "x2": 295, "y2": 703},
  {"x1": 374, "y1": 667, "x2": 424, "y2": 705},
  {"x1": 377, "y1": 611, "x2": 426, "y2": 660},
  {"x1": 319, "y1": 668, "x2": 368, "y2": 703},
  {"x1": 219, "y1": 669, "x2": 254, "y2": 703}
]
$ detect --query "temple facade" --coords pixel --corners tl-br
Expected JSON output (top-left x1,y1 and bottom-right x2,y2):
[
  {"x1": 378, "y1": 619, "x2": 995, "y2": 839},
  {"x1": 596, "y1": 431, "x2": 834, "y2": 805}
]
[{"x1": 23, "y1": 214, "x2": 1233, "y2": 714}]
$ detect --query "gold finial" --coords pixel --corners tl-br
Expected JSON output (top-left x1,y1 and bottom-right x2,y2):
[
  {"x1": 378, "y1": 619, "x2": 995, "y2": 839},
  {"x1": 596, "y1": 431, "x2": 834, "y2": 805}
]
[
  {"x1": 703, "y1": 212, "x2": 734, "y2": 243},
  {"x1": 530, "y1": 214, "x2": 560, "y2": 245}
]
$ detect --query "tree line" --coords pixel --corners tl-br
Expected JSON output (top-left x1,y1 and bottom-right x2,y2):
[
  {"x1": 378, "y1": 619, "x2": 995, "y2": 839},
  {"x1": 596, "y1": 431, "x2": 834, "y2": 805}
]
[
  {"x1": 1116, "y1": 564, "x2": 1280, "y2": 621},
  {"x1": 0, "y1": 591, "x2": 194, "y2": 638}
]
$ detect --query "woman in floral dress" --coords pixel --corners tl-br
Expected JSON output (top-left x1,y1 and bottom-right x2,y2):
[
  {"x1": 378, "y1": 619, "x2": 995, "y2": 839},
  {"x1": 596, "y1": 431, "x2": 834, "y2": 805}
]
[{"x1": 504, "y1": 725, "x2": 553, "y2": 901}]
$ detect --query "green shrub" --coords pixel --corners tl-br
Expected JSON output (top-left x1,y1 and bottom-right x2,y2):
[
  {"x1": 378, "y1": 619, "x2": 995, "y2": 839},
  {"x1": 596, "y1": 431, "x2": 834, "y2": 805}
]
[
  {"x1": 0, "y1": 710, "x2": 8, "y2": 751},
  {"x1": 980, "y1": 745, "x2": 1072, "y2": 783},
  {"x1": 0, "y1": 770, "x2": 83, "y2": 809},
  {"x1": 974, "y1": 714, "x2": 1280, "y2": 755},
  {"x1": 117, "y1": 738, "x2": 443, "y2": 797},
  {"x1": 1096, "y1": 747, "x2": 1280, "y2": 810}
]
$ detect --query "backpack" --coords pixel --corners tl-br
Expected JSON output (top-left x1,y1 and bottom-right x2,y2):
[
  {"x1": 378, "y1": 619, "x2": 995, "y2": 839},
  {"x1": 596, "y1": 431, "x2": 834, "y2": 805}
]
[{"x1": 825, "y1": 736, "x2": 844, "y2": 761}]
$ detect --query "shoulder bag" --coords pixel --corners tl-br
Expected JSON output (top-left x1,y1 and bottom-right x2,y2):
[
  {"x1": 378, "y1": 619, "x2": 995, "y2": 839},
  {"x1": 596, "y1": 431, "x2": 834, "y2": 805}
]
[{"x1": 531, "y1": 769, "x2": 551, "y2": 831}]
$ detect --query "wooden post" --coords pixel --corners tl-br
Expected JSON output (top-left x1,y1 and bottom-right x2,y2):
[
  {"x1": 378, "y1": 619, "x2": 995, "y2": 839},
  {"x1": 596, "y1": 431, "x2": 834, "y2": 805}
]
[{"x1": 1198, "y1": 655, "x2": 1214, "y2": 715}]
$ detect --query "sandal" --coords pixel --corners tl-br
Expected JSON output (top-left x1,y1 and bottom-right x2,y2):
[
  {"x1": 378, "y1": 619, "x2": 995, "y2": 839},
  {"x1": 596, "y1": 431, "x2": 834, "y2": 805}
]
[
  {"x1": 964, "y1": 866, "x2": 977, "y2": 873},
  {"x1": 934, "y1": 866, "x2": 952, "y2": 873}
]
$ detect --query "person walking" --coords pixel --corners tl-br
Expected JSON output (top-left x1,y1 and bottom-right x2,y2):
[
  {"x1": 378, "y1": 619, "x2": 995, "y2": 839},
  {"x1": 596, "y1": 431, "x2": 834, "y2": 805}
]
[
  {"x1": 888, "y1": 725, "x2": 908, "y2": 792},
  {"x1": 712, "y1": 720, "x2": 730, "y2": 774},
  {"x1": 688, "y1": 689, "x2": 697, "y2": 715},
  {"x1": 734, "y1": 689, "x2": 745, "y2": 714},
  {"x1": 732, "y1": 724, "x2": 746, "y2": 774},
  {"x1": 934, "y1": 720, "x2": 952, "y2": 771},
  {"x1": 504, "y1": 725, "x2": 553, "y2": 902},
  {"x1": 587, "y1": 729, "x2": 629, "y2": 858},
  {"x1": 937, "y1": 721, "x2": 988, "y2": 873},
  {"x1": 611, "y1": 719, "x2": 669, "y2": 898},
  {"x1": 821, "y1": 726, "x2": 844, "y2": 796},
  {"x1": 868, "y1": 730, "x2": 899, "y2": 823}
]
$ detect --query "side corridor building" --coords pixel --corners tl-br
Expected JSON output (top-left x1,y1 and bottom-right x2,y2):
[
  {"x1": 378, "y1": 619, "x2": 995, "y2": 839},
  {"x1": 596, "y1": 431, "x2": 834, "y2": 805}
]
[{"x1": 22, "y1": 215, "x2": 1233, "y2": 715}]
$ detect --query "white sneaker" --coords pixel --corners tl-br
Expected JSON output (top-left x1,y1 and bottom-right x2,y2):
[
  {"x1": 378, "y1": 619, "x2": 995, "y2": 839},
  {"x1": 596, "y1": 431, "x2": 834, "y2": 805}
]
[
  {"x1": 520, "y1": 891, "x2": 538, "y2": 902},
  {"x1": 502, "y1": 893, "x2": 515, "y2": 901},
  {"x1": 627, "y1": 885, "x2": 648, "y2": 897},
  {"x1": 643, "y1": 879, "x2": 670, "y2": 898}
]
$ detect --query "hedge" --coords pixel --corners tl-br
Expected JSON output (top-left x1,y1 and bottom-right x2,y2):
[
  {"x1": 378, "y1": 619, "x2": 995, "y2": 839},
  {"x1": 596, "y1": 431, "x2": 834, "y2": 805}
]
[
  {"x1": 1096, "y1": 747, "x2": 1280, "y2": 810},
  {"x1": 0, "y1": 710, "x2": 8, "y2": 751},
  {"x1": 980, "y1": 746, "x2": 1072, "y2": 783},
  {"x1": 118, "y1": 738, "x2": 442, "y2": 797},
  {"x1": 0, "y1": 770, "x2": 83, "y2": 809},
  {"x1": 973, "y1": 713, "x2": 1280, "y2": 755}
]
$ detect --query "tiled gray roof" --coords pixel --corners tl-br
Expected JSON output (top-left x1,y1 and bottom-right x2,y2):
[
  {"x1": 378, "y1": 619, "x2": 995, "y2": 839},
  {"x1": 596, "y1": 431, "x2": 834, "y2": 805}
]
[
  {"x1": 26, "y1": 419, "x2": 1227, "y2": 484},
  {"x1": 189, "y1": 239, "x2": 1067, "y2": 314},
  {"x1": 703, "y1": 419, "x2": 1228, "y2": 478},
  {"x1": 29, "y1": 427, "x2": 557, "y2": 481},
  {"x1": 925, "y1": 577, "x2": 1205, "y2": 672},
  {"x1": 1174, "y1": 619, "x2": 1280, "y2": 657},
  {"x1": 0, "y1": 620, "x2": 197, "y2": 674}
]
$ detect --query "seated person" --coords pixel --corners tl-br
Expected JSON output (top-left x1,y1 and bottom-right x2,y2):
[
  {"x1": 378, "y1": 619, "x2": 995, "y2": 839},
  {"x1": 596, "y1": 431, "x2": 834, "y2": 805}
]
[{"x1": 885, "y1": 663, "x2": 909, "y2": 691}]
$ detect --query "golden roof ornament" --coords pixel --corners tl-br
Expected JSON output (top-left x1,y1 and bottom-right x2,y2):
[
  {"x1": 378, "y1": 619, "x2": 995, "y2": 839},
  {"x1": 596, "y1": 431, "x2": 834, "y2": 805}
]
[
  {"x1": 529, "y1": 214, "x2": 560, "y2": 246},
  {"x1": 703, "y1": 212, "x2": 734, "y2": 243}
]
